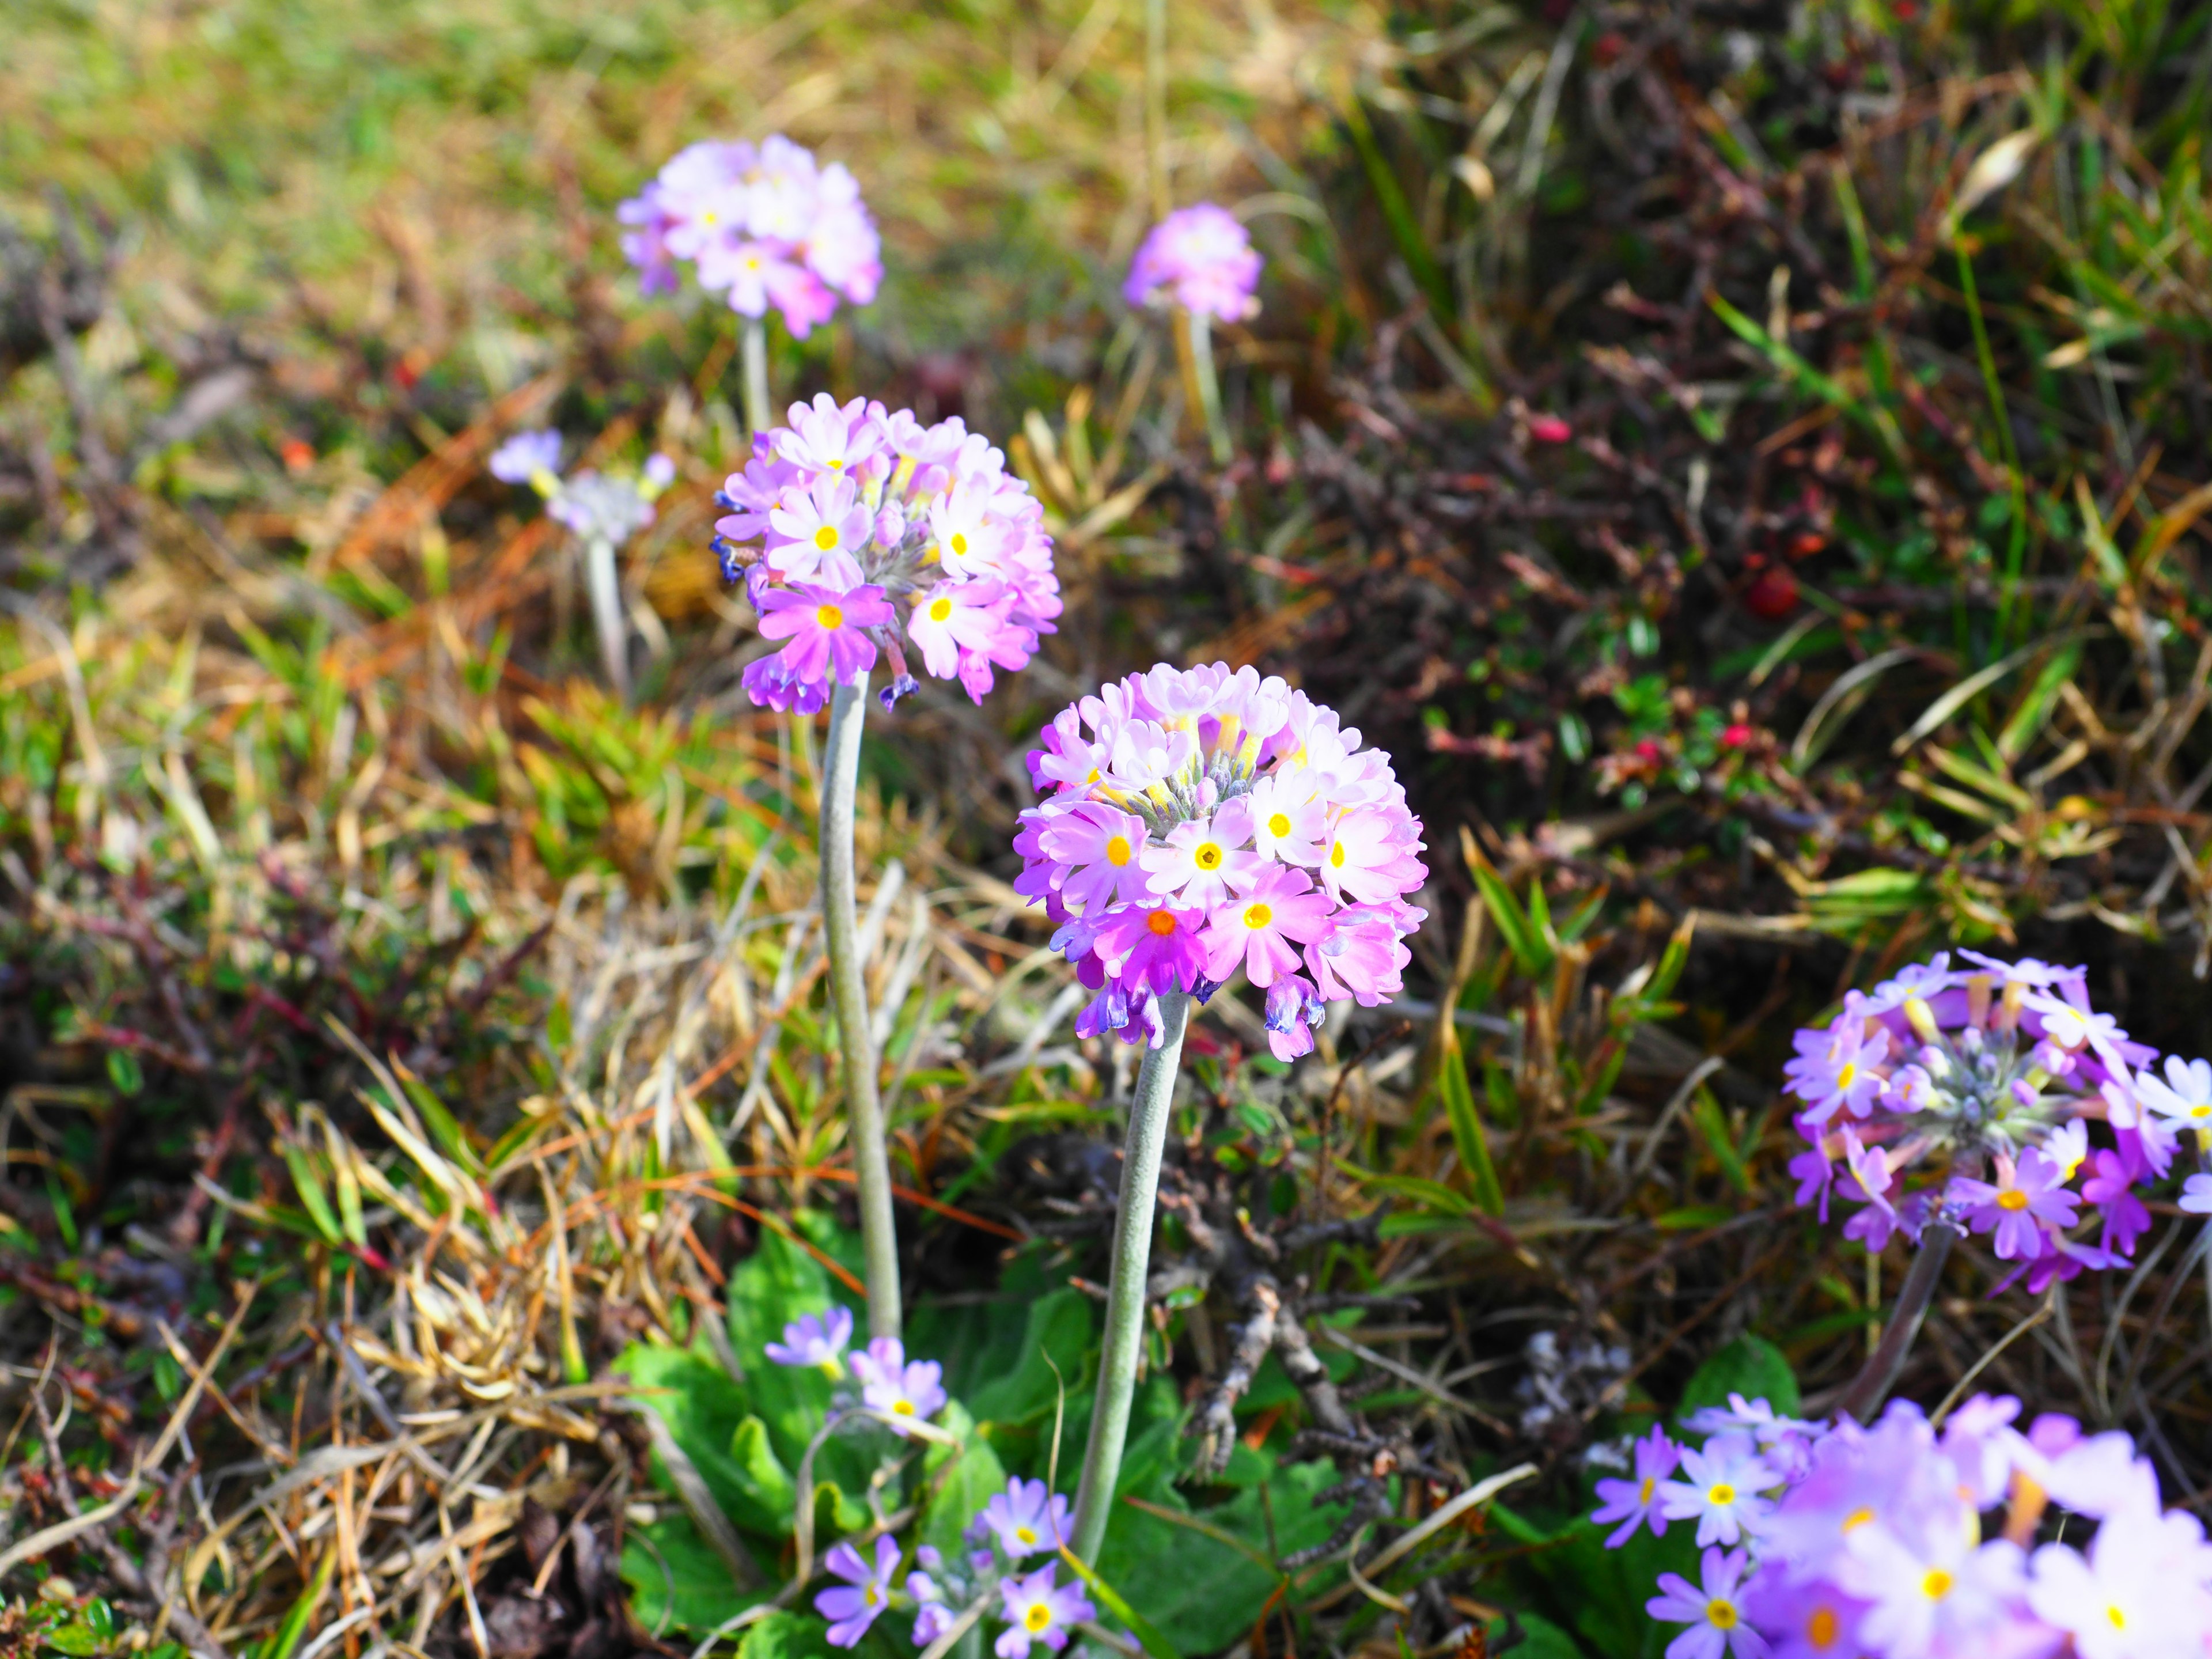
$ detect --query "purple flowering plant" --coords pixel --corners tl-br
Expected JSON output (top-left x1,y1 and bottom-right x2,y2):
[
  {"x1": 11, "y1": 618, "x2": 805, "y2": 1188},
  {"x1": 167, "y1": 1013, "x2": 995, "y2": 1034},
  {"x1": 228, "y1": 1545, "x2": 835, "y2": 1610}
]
[
  {"x1": 1123, "y1": 202, "x2": 1263, "y2": 463},
  {"x1": 1593, "y1": 1393, "x2": 2212, "y2": 1659}
]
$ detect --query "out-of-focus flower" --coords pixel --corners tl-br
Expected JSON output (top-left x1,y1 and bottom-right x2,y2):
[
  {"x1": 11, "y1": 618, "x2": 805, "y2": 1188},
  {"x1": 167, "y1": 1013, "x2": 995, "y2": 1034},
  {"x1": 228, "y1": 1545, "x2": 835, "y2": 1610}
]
[
  {"x1": 764, "y1": 1308, "x2": 853, "y2": 1375},
  {"x1": 816, "y1": 1535, "x2": 900, "y2": 1647},
  {"x1": 715, "y1": 396, "x2": 1059, "y2": 712},
  {"x1": 1602, "y1": 1393, "x2": 2212, "y2": 1659},
  {"x1": 619, "y1": 135, "x2": 881, "y2": 334},
  {"x1": 1014, "y1": 664, "x2": 1426, "y2": 1056},
  {"x1": 972, "y1": 1478, "x2": 1070, "y2": 1560},
  {"x1": 1661, "y1": 1432, "x2": 1781, "y2": 1547},
  {"x1": 489, "y1": 429, "x2": 561, "y2": 485},
  {"x1": 850, "y1": 1336, "x2": 948, "y2": 1433},
  {"x1": 992, "y1": 1563, "x2": 1093, "y2": 1659},
  {"x1": 1123, "y1": 203, "x2": 1262, "y2": 322},
  {"x1": 1593, "y1": 1425, "x2": 1681, "y2": 1546},
  {"x1": 488, "y1": 430, "x2": 674, "y2": 543}
]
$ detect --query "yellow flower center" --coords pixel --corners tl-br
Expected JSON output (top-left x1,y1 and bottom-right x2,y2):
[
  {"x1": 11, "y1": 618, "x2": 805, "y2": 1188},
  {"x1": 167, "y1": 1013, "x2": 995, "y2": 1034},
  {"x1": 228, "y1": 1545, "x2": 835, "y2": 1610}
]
[
  {"x1": 1639, "y1": 1477, "x2": 1655, "y2": 1503},
  {"x1": 1267, "y1": 812, "x2": 1291, "y2": 838},
  {"x1": 863, "y1": 1584, "x2": 880, "y2": 1606},
  {"x1": 929, "y1": 596, "x2": 953, "y2": 622},
  {"x1": 1842, "y1": 1507, "x2": 1874, "y2": 1533},
  {"x1": 1922, "y1": 1569, "x2": 1953, "y2": 1600},
  {"x1": 815, "y1": 604, "x2": 844, "y2": 630},
  {"x1": 1016, "y1": 1525, "x2": 1037, "y2": 1546},
  {"x1": 1025, "y1": 1604, "x2": 1053, "y2": 1633},
  {"x1": 1708, "y1": 1483, "x2": 1735, "y2": 1507},
  {"x1": 814, "y1": 525, "x2": 839, "y2": 552},
  {"x1": 1147, "y1": 910, "x2": 1177, "y2": 937},
  {"x1": 1836, "y1": 1062, "x2": 1857, "y2": 1089},
  {"x1": 1806, "y1": 1607, "x2": 1839, "y2": 1649},
  {"x1": 1707, "y1": 1600, "x2": 1738, "y2": 1631},
  {"x1": 1195, "y1": 842, "x2": 1222, "y2": 870},
  {"x1": 827, "y1": 458, "x2": 843, "y2": 470},
  {"x1": 1244, "y1": 903, "x2": 1272, "y2": 929},
  {"x1": 950, "y1": 532, "x2": 969, "y2": 555},
  {"x1": 1997, "y1": 1188, "x2": 2031, "y2": 1211},
  {"x1": 2192, "y1": 1104, "x2": 2211, "y2": 1120},
  {"x1": 2108, "y1": 1605, "x2": 2127, "y2": 1631},
  {"x1": 1330, "y1": 842, "x2": 1347, "y2": 869},
  {"x1": 892, "y1": 1399, "x2": 915, "y2": 1415}
]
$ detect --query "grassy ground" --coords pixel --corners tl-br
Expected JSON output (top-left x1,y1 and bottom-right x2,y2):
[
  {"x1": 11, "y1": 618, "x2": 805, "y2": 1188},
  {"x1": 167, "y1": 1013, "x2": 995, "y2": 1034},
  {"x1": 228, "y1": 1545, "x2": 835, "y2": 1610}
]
[{"x1": 5, "y1": 0, "x2": 2212, "y2": 1656}]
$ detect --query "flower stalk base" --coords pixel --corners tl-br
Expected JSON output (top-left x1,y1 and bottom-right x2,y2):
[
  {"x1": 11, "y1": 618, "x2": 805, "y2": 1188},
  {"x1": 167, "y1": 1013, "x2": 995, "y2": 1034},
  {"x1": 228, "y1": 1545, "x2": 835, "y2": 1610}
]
[
  {"x1": 1835, "y1": 1220, "x2": 1959, "y2": 1422},
  {"x1": 1069, "y1": 991, "x2": 1191, "y2": 1563},
  {"x1": 822, "y1": 673, "x2": 902, "y2": 1339},
  {"x1": 743, "y1": 317, "x2": 772, "y2": 439}
]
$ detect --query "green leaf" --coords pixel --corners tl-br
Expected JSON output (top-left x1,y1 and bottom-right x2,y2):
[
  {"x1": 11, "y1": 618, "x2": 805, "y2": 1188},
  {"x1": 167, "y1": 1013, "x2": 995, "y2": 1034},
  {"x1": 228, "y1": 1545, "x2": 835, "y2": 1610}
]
[
  {"x1": 105, "y1": 1050, "x2": 143, "y2": 1097},
  {"x1": 46, "y1": 1623, "x2": 104, "y2": 1656},
  {"x1": 258, "y1": 1545, "x2": 335, "y2": 1659},
  {"x1": 921, "y1": 1402, "x2": 1011, "y2": 1564},
  {"x1": 1498, "y1": 1612, "x2": 1588, "y2": 1659},
  {"x1": 1679, "y1": 1335, "x2": 1800, "y2": 1421},
  {"x1": 1467, "y1": 845, "x2": 1552, "y2": 975},
  {"x1": 966, "y1": 1290, "x2": 1095, "y2": 1427},
  {"x1": 1056, "y1": 1547, "x2": 1181, "y2": 1659},
  {"x1": 1688, "y1": 1091, "x2": 1752, "y2": 1198},
  {"x1": 278, "y1": 1145, "x2": 343, "y2": 1246},
  {"x1": 725, "y1": 1415, "x2": 797, "y2": 1533},
  {"x1": 1335, "y1": 1164, "x2": 1474, "y2": 1217},
  {"x1": 622, "y1": 1514, "x2": 764, "y2": 1637},
  {"x1": 736, "y1": 1610, "x2": 836, "y2": 1658},
  {"x1": 1438, "y1": 1033, "x2": 1505, "y2": 1216},
  {"x1": 400, "y1": 1074, "x2": 486, "y2": 1179}
]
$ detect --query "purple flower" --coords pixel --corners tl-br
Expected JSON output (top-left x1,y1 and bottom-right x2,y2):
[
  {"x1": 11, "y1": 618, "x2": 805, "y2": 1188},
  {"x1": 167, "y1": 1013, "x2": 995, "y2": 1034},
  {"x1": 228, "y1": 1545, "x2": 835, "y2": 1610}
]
[
  {"x1": 548, "y1": 471, "x2": 658, "y2": 543},
  {"x1": 1950, "y1": 1149, "x2": 2078, "y2": 1261},
  {"x1": 756, "y1": 582, "x2": 892, "y2": 688},
  {"x1": 1593, "y1": 1426, "x2": 1681, "y2": 1547},
  {"x1": 992, "y1": 1563, "x2": 1093, "y2": 1658},
  {"x1": 815, "y1": 1535, "x2": 900, "y2": 1647},
  {"x1": 1661, "y1": 1432, "x2": 1778, "y2": 1548},
  {"x1": 1645, "y1": 1546, "x2": 1768, "y2": 1659},
  {"x1": 850, "y1": 1337, "x2": 947, "y2": 1434},
  {"x1": 2081, "y1": 1150, "x2": 2152, "y2": 1257},
  {"x1": 2183, "y1": 1173, "x2": 2212, "y2": 1215},
  {"x1": 975, "y1": 1478, "x2": 1070, "y2": 1559},
  {"x1": 1782, "y1": 1014, "x2": 1892, "y2": 1127},
  {"x1": 1123, "y1": 203, "x2": 1263, "y2": 323},
  {"x1": 490, "y1": 429, "x2": 561, "y2": 484},
  {"x1": 764, "y1": 1308, "x2": 853, "y2": 1373}
]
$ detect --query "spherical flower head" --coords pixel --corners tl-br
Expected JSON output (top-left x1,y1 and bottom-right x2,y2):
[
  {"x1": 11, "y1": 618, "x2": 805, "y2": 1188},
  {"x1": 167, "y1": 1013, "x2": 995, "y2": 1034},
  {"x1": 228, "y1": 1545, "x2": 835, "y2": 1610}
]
[
  {"x1": 624, "y1": 134, "x2": 880, "y2": 329},
  {"x1": 816, "y1": 1534, "x2": 900, "y2": 1647},
  {"x1": 1645, "y1": 1546, "x2": 1766, "y2": 1659},
  {"x1": 850, "y1": 1336, "x2": 947, "y2": 1434},
  {"x1": 548, "y1": 471, "x2": 660, "y2": 544},
  {"x1": 993, "y1": 1563, "x2": 1093, "y2": 1658},
  {"x1": 1783, "y1": 956, "x2": 2180, "y2": 1286},
  {"x1": 718, "y1": 402, "x2": 1058, "y2": 712},
  {"x1": 490, "y1": 429, "x2": 562, "y2": 487},
  {"x1": 976, "y1": 1477, "x2": 1070, "y2": 1559},
  {"x1": 1016, "y1": 664, "x2": 1425, "y2": 1051},
  {"x1": 764, "y1": 1307, "x2": 853, "y2": 1376},
  {"x1": 1124, "y1": 203, "x2": 1263, "y2": 323}
]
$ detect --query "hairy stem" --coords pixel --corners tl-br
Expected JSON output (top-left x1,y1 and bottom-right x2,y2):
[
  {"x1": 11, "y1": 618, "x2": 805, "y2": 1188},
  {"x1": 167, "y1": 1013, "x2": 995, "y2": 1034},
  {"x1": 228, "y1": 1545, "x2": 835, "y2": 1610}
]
[
  {"x1": 1189, "y1": 312, "x2": 1232, "y2": 465},
  {"x1": 822, "y1": 674, "x2": 901, "y2": 1339},
  {"x1": 582, "y1": 536, "x2": 630, "y2": 704},
  {"x1": 742, "y1": 317, "x2": 771, "y2": 438},
  {"x1": 1070, "y1": 991, "x2": 1192, "y2": 1562},
  {"x1": 1836, "y1": 1221, "x2": 1959, "y2": 1422}
]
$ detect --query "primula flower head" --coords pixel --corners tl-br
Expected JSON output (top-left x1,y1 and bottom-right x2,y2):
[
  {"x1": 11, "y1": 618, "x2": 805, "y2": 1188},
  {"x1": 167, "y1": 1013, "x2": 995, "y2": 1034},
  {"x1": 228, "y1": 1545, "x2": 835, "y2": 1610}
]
[
  {"x1": 488, "y1": 432, "x2": 673, "y2": 543},
  {"x1": 717, "y1": 396, "x2": 1058, "y2": 713},
  {"x1": 620, "y1": 135, "x2": 881, "y2": 334},
  {"x1": 1603, "y1": 1392, "x2": 2212, "y2": 1659},
  {"x1": 973, "y1": 1477, "x2": 1070, "y2": 1559},
  {"x1": 1124, "y1": 203, "x2": 1263, "y2": 323},
  {"x1": 1781, "y1": 955, "x2": 2200, "y2": 1287},
  {"x1": 1015, "y1": 664, "x2": 1426, "y2": 1055},
  {"x1": 992, "y1": 1563, "x2": 1093, "y2": 1658}
]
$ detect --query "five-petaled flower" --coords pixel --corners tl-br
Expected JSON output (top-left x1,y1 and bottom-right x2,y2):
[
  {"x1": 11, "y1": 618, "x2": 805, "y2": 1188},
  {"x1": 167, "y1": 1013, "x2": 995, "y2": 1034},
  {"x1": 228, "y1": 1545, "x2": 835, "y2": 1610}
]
[
  {"x1": 764, "y1": 1308, "x2": 853, "y2": 1376},
  {"x1": 816, "y1": 1535, "x2": 900, "y2": 1648},
  {"x1": 993, "y1": 1563, "x2": 1094, "y2": 1658}
]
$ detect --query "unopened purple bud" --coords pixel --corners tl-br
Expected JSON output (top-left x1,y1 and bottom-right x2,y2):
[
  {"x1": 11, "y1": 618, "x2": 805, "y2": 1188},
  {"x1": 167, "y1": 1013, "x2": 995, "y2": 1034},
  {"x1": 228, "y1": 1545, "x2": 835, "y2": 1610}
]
[
  {"x1": 2010, "y1": 1078, "x2": 2039, "y2": 1109},
  {"x1": 878, "y1": 673, "x2": 919, "y2": 711},
  {"x1": 874, "y1": 500, "x2": 907, "y2": 546}
]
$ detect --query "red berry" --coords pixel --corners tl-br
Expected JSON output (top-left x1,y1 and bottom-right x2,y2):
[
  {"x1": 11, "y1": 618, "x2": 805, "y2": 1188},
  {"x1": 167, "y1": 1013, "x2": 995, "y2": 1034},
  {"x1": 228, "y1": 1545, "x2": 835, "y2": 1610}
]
[
  {"x1": 1527, "y1": 415, "x2": 1572, "y2": 444},
  {"x1": 1721, "y1": 723, "x2": 1753, "y2": 748},
  {"x1": 1744, "y1": 568, "x2": 1800, "y2": 619}
]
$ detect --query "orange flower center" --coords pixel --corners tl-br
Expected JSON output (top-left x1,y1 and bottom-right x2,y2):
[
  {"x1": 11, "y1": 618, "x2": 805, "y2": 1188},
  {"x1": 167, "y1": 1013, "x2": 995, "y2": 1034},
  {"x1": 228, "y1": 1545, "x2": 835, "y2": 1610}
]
[
  {"x1": 1147, "y1": 910, "x2": 1178, "y2": 937},
  {"x1": 1997, "y1": 1189, "x2": 2031, "y2": 1211}
]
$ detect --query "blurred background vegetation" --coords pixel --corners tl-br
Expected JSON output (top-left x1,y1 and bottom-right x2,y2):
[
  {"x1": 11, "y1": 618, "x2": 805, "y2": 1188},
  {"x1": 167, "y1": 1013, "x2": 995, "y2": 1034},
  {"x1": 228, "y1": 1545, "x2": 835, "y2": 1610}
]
[{"x1": 3, "y1": 0, "x2": 2211, "y2": 1654}]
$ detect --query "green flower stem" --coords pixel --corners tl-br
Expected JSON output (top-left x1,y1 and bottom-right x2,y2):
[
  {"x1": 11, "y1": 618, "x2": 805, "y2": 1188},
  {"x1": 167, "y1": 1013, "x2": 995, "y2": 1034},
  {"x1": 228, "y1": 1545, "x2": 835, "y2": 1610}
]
[
  {"x1": 582, "y1": 535, "x2": 630, "y2": 704},
  {"x1": 741, "y1": 316, "x2": 771, "y2": 438},
  {"x1": 822, "y1": 673, "x2": 902, "y2": 1339},
  {"x1": 1836, "y1": 1220, "x2": 1959, "y2": 1422},
  {"x1": 1188, "y1": 312, "x2": 1232, "y2": 465},
  {"x1": 1069, "y1": 990, "x2": 1192, "y2": 1563}
]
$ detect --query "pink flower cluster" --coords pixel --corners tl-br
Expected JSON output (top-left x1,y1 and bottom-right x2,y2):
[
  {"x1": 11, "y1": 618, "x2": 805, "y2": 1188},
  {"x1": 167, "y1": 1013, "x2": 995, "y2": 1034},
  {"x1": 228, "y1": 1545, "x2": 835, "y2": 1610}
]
[
  {"x1": 1598, "y1": 1393, "x2": 2212, "y2": 1659},
  {"x1": 619, "y1": 135, "x2": 881, "y2": 335},
  {"x1": 1122, "y1": 203, "x2": 1263, "y2": 322},
  {"x1": 1013, "y1": 664, "x2": 1427, "y2": 1058},
  {"x1": 715, "y1": 395, "x2": 1060, "y2": 713},
  {"x1": 1782, "y1": 953, "x2": 2207, "y2": 1290}
]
